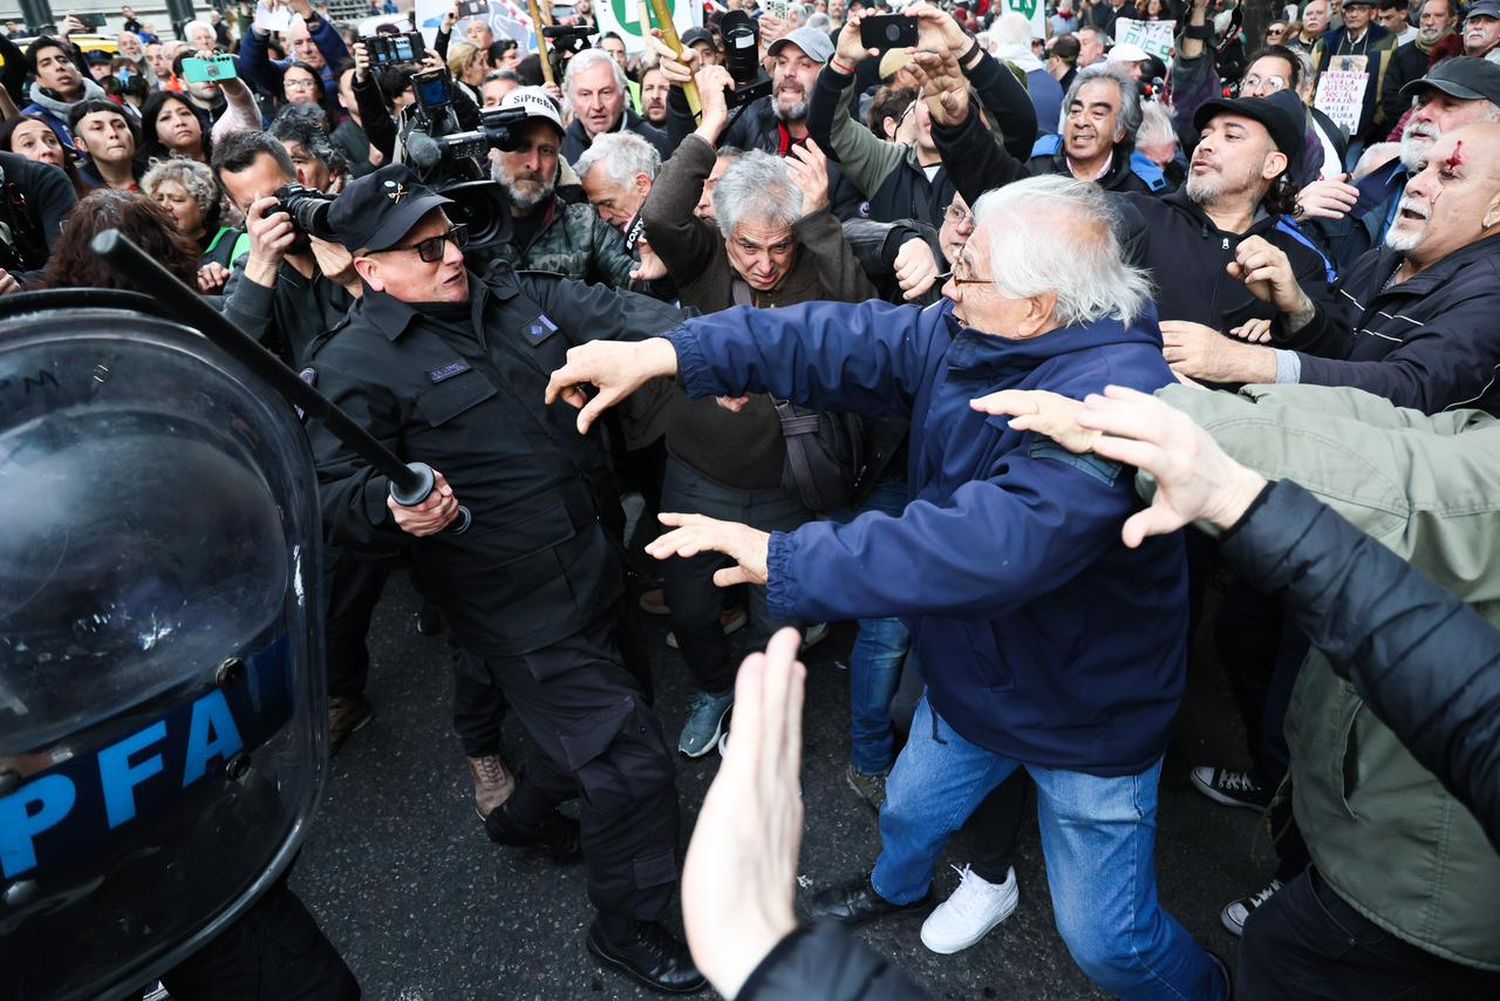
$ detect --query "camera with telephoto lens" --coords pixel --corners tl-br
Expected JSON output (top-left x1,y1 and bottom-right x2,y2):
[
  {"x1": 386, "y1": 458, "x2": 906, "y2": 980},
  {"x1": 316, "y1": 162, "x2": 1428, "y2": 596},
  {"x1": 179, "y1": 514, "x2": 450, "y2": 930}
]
[
  {"x1": 271, "y1": 183, "x2": 338, "y2": 241},
  {"x1": 720, "y1": 11, "x2": 771, "y2": 109}
]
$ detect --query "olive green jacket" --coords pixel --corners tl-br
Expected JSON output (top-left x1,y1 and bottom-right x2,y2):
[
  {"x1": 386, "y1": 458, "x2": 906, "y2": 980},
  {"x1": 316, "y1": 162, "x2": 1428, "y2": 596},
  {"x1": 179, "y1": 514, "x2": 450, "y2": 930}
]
[{"x1": 1161, "y1": 383, "x2": 1500, "y2": 970}]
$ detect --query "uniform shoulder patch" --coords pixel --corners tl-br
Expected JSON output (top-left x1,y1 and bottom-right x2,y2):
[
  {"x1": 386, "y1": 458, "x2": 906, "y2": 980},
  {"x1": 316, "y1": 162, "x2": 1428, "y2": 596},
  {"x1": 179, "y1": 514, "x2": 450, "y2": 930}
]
[
  {"x1": 524, "y1": 314, "x2": 559, "y2": 343},
  {"x1": 1027, "y1": 437, "x2": 1122, "y2": 487}
]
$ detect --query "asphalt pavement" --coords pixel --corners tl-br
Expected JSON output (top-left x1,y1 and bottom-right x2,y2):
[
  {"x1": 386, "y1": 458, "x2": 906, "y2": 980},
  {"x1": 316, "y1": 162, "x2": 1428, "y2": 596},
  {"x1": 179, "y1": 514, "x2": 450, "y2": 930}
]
[{"x1": 292, "y1": 570, "x2": 1268, "y2": 1001}]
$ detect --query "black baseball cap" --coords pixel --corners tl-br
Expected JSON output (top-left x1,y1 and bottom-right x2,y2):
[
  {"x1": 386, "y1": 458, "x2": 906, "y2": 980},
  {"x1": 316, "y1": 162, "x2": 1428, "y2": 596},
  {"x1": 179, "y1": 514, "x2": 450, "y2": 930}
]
[
  {"x1": 329, "y1": 164, "x2": 453, "y2": 253},
  {"x1": 681, "y1": 27, "x2": 717, "y2": 50},
  {"x1": 1194, "y1": 94, "x2": 1304, "y2": 177},
  {"x1": 1399, "y1": 55, "x2": 1500, "y2": 105}
]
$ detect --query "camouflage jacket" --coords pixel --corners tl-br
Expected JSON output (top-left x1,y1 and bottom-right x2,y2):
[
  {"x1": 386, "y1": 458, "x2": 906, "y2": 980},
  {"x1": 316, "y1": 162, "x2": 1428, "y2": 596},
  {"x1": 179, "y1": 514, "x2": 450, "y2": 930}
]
[{"x1": 478, "y1": 196, "x2": 639, "y2": 288}]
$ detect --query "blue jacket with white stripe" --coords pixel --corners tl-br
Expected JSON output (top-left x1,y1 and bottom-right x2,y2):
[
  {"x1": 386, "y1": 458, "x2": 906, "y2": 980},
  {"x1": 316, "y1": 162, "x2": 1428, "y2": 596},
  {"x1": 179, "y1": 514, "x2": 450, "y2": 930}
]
[
  {"x1": 665, "y1": 299, "x2": 1189, "y2": 776},
  {"x1": 1275, "y1": 232, "x2": 1500, "y2": 415}
]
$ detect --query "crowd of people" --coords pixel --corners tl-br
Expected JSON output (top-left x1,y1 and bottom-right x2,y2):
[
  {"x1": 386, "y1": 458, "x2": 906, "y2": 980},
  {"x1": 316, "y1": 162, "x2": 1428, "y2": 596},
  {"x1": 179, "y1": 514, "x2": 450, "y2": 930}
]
[{"x1": 2, "y1": 0, "x2": 1500, "y2": 996}]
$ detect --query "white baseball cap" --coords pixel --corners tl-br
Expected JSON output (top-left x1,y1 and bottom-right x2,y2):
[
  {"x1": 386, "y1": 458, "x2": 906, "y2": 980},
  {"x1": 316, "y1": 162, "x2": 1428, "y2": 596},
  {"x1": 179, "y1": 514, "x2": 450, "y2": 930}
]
[
  {"x1": 1107, "y1": 41, "x2": 1150, "y2": 63},
  {"x1": 499, "y1": 86, "x2": 565, "y2": 135}
]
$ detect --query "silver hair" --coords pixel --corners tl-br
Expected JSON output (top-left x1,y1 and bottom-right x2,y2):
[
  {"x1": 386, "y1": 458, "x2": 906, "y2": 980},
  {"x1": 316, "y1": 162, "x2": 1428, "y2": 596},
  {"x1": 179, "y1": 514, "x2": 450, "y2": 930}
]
[
  {"x1": 713, "y1": 149, "x2": 804, "y2": 239},
  {"x1": 1136, "y1": 101, "x2": 1177, "y2": 149},
  {"x1": 183, "y1": 18, "x2": 214, "y2": 41},
  {"x1": 973, "y1": 175, "x2": 1152, "y2": 328},
  {"x1": 564, "y1": 47, "x2": 629, "y2": 101},
  {"x1": 1064, "y1": 63, "x2": 1144, "y2": 146},
  {"x1": 992, "y1": 11, "x2": 1034, "y2": 48},
  {"x1": 574, "y1": 131, "x2": 662, "y2": 188},
  {"x1": 141, "y1": 156, "x2": 221, "y2": 216}
]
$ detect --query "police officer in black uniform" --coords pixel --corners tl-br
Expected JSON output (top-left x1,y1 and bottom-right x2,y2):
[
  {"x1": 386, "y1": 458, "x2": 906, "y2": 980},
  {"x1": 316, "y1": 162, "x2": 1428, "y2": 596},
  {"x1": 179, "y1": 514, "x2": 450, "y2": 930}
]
[{"x1": 306, "y1": 162, "x2": 704, "y2": 995}]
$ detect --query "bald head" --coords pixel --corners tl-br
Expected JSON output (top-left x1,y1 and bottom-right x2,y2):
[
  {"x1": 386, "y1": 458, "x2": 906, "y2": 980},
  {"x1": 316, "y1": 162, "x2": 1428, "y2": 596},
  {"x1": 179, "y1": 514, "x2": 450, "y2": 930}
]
[{"x1": 1387, "y1": 122, "x2": 1500, "y2": 269}]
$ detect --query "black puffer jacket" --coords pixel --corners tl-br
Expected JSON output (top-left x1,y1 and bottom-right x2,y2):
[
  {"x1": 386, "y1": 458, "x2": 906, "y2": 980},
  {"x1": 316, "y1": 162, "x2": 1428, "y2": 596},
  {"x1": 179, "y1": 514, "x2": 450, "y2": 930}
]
[{"x1": 1223, "y1": 478, "x2": 1500, "y2": 853}]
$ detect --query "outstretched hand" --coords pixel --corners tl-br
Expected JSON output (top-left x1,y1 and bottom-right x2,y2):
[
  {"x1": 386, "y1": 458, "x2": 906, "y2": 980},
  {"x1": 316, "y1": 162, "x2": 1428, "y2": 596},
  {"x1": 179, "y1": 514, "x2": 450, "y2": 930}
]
[
  {"x1": 645, "y1": 512, "x2": 771, "y2": 587},
  {"x1": 1075, "y1": 386, "x2": 1268, "y2": 548},
  {"x1": 682, "y1": 627, "x2": 806, "y2": 1000},
  {"x1": 544, "y1": 337, "x2": 679, "y2": 434},
  {"x1": 969, "y1": 388, "x2": 1097, "y2": 453}
]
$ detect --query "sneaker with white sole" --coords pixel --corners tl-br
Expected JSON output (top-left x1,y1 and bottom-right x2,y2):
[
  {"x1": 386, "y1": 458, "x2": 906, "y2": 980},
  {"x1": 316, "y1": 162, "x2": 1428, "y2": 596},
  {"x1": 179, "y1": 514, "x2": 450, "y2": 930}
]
[
  {"x1": 1220, "y1": 878, "x2": 1283, "y2": 937},
  {"x1": 920, "y1": 864, "x2": 1019, "y2": 954},
  {"x1": 1191, "y1": 767, "x2": 1273, "y2": 810},
  {"x1": 679, "y1": 691, "x2": 734, "y2": 757}
]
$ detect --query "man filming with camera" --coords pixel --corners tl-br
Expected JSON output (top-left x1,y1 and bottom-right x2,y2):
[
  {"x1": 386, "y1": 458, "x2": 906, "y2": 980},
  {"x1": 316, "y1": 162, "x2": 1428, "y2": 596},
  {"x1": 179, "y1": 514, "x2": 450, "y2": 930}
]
[{"x1": 303, "y1": 161, "x2": 703, "y2": 995}]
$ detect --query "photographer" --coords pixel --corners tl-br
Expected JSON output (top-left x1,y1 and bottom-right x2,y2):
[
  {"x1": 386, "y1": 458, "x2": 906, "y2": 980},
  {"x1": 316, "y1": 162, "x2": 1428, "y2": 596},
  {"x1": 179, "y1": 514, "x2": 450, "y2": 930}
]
[
  {"x1": 213, "y1": 130, "x2": 359, "y2": 367},
  {"x1": 351, "y1": 42, "x2": 482, "y2": 168},
  {"x1": 561, "y1": 48, "x2": 675, "y2": 163}
]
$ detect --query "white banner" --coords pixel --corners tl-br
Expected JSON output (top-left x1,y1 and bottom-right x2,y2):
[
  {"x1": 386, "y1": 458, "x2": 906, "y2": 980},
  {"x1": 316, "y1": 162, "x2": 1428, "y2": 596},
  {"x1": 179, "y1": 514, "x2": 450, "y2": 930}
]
[
  {"x1": 414, "y1": 0, "x2": 538, "y2": 50},
  {"x1": 1115, "y1": 18, "x2": 1173, "y2": 62},
  {"x1": 595, "y1": 0, "x2": 700, "y2": 54},
  {"x1": 998, "y1": 0, "x2": 1046, "y2": 40}
]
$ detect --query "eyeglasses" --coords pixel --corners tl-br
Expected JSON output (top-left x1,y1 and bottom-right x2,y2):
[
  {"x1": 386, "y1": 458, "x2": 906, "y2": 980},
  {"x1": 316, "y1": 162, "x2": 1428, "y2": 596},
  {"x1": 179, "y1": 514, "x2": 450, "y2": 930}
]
[
  {"x1": 943, "y1": 203, "x2": 975, "y2": 227},
  {"x1": 284, "y1": 77, "x2": 319, "y2": 91},
  {"x1": 386, "y1": 224, "x2": 469, "y2": 262},
  {"x1": 1242, "y1": 74, "x2": 1289, "y2": 92}
]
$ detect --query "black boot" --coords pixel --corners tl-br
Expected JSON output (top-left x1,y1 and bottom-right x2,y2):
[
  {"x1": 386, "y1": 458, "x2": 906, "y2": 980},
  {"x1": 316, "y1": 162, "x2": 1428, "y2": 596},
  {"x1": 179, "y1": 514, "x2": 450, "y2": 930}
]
[
  {"x1": 483, "y1": 802, "x2": 581, "y2": 863},
  {"x1": 586, "y1": 919, "x2": 706, "y2": 995}
]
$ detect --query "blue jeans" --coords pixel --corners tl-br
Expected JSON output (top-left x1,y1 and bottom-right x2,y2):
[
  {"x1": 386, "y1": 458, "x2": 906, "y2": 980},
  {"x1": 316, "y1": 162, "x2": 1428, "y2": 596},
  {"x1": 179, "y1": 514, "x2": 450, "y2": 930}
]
[
  {"x1": 872, "y1": 697, "x2": 1224, "y2": 1001},
  {"x1": 829, "y1": 480, "x2": 911, "y2": 775}
]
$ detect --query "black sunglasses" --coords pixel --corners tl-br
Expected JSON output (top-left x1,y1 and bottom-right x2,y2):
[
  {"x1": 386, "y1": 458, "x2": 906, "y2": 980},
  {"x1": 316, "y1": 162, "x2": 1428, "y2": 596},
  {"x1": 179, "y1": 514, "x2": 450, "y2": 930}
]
[{"x1": 389, "y1": 223, "x2": 469, "y2": 263}]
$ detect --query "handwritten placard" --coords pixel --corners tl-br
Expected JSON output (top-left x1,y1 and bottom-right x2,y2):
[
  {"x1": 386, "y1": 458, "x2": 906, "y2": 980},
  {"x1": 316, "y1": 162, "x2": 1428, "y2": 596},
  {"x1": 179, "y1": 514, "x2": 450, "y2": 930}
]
[
  {"x1": 1314, "y1": 68, "x2": 1368, "y2": 134},
  {"x1": 1115, "y1": 18, "x2": 1174, "y2": 62}
]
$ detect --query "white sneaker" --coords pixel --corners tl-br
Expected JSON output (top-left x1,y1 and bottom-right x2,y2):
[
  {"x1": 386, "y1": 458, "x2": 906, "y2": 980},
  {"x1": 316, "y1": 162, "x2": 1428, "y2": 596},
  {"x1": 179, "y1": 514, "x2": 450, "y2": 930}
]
[
  {"x1": 920, "y1": 864, "x2": 1019, "y2": 954},
  {"x1": 1220, "y1": 878, "x2": 1283, "y2": 937}
]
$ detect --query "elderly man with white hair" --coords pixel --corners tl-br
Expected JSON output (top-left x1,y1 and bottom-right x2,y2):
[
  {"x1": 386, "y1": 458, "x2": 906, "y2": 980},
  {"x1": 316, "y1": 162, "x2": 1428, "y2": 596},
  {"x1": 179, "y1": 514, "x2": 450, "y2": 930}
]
[
  {"x1": 561, "y1": 47, "x2": 674, "y2": 164},
  {"x1": 544, "y1": 175, "x2": 1229, "y2": 999},
  {"x1": 574, "y1": 130, "x2": 662, "y2": 230}
]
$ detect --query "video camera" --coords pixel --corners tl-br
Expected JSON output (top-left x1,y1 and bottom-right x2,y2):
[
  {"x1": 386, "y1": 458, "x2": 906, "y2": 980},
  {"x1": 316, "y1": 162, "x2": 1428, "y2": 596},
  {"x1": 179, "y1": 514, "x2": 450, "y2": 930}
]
[
  {"x1": 405, "y1": 105, "x2": 530, "y2": 169},
  {"x1": 402, "y1": 106, "x2": 530, "y2": 251},
  {"x1": 720, "y1": 11, "x2": 770, "y2": 109},
  {"x1": 541, "y1": 23, "x2": 595, "y2": 82}
]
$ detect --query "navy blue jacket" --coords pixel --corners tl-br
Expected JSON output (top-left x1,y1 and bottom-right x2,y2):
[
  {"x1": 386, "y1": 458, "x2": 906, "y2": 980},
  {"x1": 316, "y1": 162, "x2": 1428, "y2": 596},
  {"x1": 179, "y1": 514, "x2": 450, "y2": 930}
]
[{"x1": 665, "y1": 299, "x2": 1189, "y2": 775}]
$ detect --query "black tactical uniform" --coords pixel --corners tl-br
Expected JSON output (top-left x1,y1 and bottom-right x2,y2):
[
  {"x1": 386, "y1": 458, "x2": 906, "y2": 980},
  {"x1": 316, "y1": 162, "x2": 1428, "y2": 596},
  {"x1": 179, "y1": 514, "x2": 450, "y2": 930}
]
[{"x1": 306, "y1": 166, "x2": 702, "y2": 991}]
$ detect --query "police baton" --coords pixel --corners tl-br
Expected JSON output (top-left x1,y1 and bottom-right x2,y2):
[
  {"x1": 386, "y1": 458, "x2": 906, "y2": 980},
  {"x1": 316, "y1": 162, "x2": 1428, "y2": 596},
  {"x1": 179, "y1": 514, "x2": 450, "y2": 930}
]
[{"x1": 91, "y1": 229, "x2": 472, "y2": 534}]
